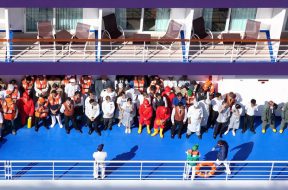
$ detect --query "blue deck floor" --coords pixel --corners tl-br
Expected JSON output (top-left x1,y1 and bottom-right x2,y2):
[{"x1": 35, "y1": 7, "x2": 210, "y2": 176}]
[{"x1": 0, "y1": 117, "x2": 288, "y2": 161}]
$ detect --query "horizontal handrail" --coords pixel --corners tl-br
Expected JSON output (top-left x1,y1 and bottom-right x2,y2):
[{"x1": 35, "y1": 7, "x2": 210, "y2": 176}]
[{"x1": 0, "y1": 38, "x2": 286, "y2": 43}]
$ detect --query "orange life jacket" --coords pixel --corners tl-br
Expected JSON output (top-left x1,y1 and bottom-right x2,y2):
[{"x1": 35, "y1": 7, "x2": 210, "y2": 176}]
[
  {"x1": 35, "y1": 79, "x2": 48, "y2": 90},
  {"x1": 6, "y1": 89, "x2": 19, "y2": 102},
  {"x1": 35, "y1": 100, "x2": 49, "y2": 118},
  {"x1": 48, "y1": 95, "x2": 61, "y2": 106},
  {"x1": 2, "y1": 101, "x2": 16, "y2": 120},
  {"x1": 134, "y1": 79, "x2": 145, "y2": 92},
  {"x1": 80, "y1": 77, "x2": 92, "y2": 94},
  {"x1": 22, "y1": 79, "x2": 34, "y2": 92},
  {"x1": 203, "y1": 80, "x2": 215, "y2": 94}
]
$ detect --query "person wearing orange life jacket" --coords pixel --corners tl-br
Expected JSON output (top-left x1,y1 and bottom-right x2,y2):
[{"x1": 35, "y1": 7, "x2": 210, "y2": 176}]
[
  {"x1": 21, "y1": 76, "x2": 34, "y2": 95},
  {"x1": 34, "y1": 97, "x2": 49, "y2": 132},
  {"x1": 2, "y1": 97, "x2": 18, "y2": 135},
  {"x1": 60, "y1": 97, "x2": 82, "y2": 134},
  {"x1": 73, "y1": 91, "x2": 84, "y2": 125},
  {"x1": 202, "y1": 76, "x2": 215, "y2": 95},
  {"x1": 34, "y1": 76, "x2": 49, "y2": 98},
  {"x1": 5, "y1": 84, "x2": 20, "y2": 103},
  {"x1": 49, "y1": 90, "x2": 63, "y2": 129},
  {"x1": 80, "y1": 75, "x2": 94, "y2": 95},
  {"x1": 133, "y1": 76, "x2": 146, "y2": 93},
  {"x1": 148, "y1": 76, "x2": 163, "y2": 94},
  {"x1": 171, "y1": 102, "x2": 187, "y2": 139},
  {"x1": 17, "y1": 92, "x2": 34, "y2": 126}
]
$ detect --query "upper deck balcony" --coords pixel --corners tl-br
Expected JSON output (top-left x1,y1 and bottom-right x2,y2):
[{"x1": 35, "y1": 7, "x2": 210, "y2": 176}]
[{"x1": 1, "y1": 7, "x2": 288, "y2": 75}]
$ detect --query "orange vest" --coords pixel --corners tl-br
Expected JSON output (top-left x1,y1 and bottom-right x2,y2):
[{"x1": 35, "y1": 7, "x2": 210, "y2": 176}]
[
  {"x1": 35, "y1": 101, "x2": 49, "y2": 118},
  {"x1": 3, "y1": 101, "x2": 16, "y2": 120},
  {"x1": 6, "y1": 89, "x2": 19, "y2": 102},
  {"x1": 22, "y1": 79, "x2": 34, "y2": 92},
  {"x1": 174, "y1": 106, "x2": 185, "y2": 121},
  {"x1": 134, "y1": 80, "x2": 145, "y2": 92},
  {"x1": 36, "y1": 79, "x2": 47, "y2": 90},
  {"x1": 48, "y1": 95, "x2": 61, "y2": 106},
  {"x1": 80, "y1": 77, "x2": 92, "y2": 94},
  {"x1": 63, "y1": 102, "x2": 74, "y2": 116},
  {"x1": 203, "y1": 80, "x2": 215, "y2": 94}
]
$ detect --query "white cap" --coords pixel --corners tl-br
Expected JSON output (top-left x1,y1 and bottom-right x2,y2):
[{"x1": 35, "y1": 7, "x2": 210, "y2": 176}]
[
  {"x1": 118, "y1": 83, "x2": 124, "y2": 89},
  {"x1": 69, "y1": 78, "x2": 76, "y2": 83},
  {"x1": 7, "y1": 84, "x2": 14, "y2": 91}
]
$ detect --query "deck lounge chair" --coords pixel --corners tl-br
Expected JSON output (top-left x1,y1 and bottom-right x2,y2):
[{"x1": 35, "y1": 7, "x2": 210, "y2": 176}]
[
  {"x1": 37, "y1": 21, "x2": 56, "y2": 57},
  {"x1": 191, "y1": 17, "x2": 213, "y2": 54},
  {"x1": 240, "y1": 19, "x2": 261, "y2": 55},
  {"x1": 69, "y1": 22, "x2": 91, "y2": 57},
  {"x1": 102, "y1": 13, "x2": 125, "y2": 50},
  {"x1": 156, "y1": 20, "x2": 183, "y2": 55}
]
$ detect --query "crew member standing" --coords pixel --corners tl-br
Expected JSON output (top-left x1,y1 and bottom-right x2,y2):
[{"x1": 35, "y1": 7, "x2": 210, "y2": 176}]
[
  {"x1": 60, "y1": 97, "x2": 82, "y2": 134},
  {"x1": 93, "y1": 144, "x2": 107, "y2": 179},
  {"x1": 34, "y1": 97, "x2": 49, "y2": 132},
  {"x1": 3, "y1": 97, "x2": 18, "y2": 135},
  {"x1": 48, "y1": 90, "x2": 63, "y2": 128},
  {"x1": 85, "y1": 98, "x2": 101, "y2": 136},
  {"x1": 212, "y1": 140, "x2": 231, "y2": 175}
]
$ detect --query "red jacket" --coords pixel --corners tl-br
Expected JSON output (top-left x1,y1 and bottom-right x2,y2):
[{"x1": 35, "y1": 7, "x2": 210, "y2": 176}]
[
  {"x1": 155, "y1": 106, "x2": 170, "y2": 121},
  {"x1": 17, "y1": 97, "x2": 35, "y2": 117},
  {"x1": 139, "y1": 103, "x2": 153, "y2": 120}
]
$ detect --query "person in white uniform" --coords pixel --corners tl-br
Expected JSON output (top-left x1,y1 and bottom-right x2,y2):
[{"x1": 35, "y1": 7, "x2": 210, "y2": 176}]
[
  {"x1": 93, "y1": 144, "x2": 107, "y2": 179},
  {"x1": 64, "y1": 78, "x2": 80, "y2": 98},
  {"x1": 207, "y1": 93, "x2": 223, "y2": 130},
  {"x1": 198, "y1": 92, "x2": 212, "y2": 132},
  {"x1": 186, "y1": 101, "x2": 203, "y2": 139},
  {"x1": 224, "y1": 104, "x2": 242, "y2": 136},
  {"x1": 213, "y1": 101, "x2": 230, "y2": 139}
]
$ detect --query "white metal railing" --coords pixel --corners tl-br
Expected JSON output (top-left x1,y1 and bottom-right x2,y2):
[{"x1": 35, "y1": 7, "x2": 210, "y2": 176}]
[
  {"x1": 0, "y1": 160, "x2": 287, "y2": 180},
  {"x1": 1, "y1": 40, "x2": 287, "y2": 63}
]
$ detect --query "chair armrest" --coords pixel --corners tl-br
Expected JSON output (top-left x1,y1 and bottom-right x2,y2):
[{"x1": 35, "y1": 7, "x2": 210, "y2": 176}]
[
  {"x1": 117, "y1": 25, "x2": 125, "y2": 39},
  {"x1": 205, "y1": 29, "x2": 213, "y2": 39},
  {"x1": 191, "y1": 34, "x2": 200, "y2": 40},
  {"x1": 102, "y1": 30, "x2": 112, "y2": 40}
]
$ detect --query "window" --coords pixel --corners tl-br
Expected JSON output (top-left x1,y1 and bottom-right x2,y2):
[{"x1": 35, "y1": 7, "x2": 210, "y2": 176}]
[
  {"x1": 229, "y1": 8, "x2": 257, "y2": 31},
  {"x1": 143, "y1": 8, "x2": 170, "y2": 31},
  {"x1": 115, "y1": 8, "x2": 142, "y2": 30},
  {"x1": 203, "y1": 8, "x2": 229, "y2": 32},
  {"x1": 115, "y1": 8, "x2": 171, "y2": 31},
  {"x1": 26, "y1": 8, "x2": 83, "y2": 32},
  {"x1": 26, "y1": 8, "x2": 53, "y2": 32},
  {"x1": 56, "y1": 8, "x2": 83, "y2": 30}
]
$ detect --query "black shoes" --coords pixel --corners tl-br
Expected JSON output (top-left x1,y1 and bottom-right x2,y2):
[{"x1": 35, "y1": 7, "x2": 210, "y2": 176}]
[
  {"x1": 241, "y1": 130, "x2": 246, "y2": 134},
  {"x1": 66, "y1": 129, "x2": 70, "y2": 134},
  {"x1": 109, "y1": 127, "x2": 112, "y2": 131},
  {"x1": 35, "y1": 127, "x2": 39, "y2": 132},
  {"x1": 88, "y1": 130, "x2": 93, "y2": 135},
  {"x1": 198, "y1": 135, "x2": 202, "y2": 140},
  {"x1": 213, "y1": 135, "x2": 216, "y2": 139},
  {"x1": 97, "y1": 132, "x2": 102, "y2": 136},
  {"x1": 171, "y1": 134, "x2": 175, "y2": 139}
]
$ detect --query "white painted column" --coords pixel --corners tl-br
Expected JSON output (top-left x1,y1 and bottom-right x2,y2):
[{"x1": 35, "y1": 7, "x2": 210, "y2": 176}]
[
  {"x1": 184, "y1": 8, "x2": 194, "y2": 61},
  {"x1": 269, "y1": 9, "x2": 286, "y2": 61},
  {"x1": 4, "y1": 8, "x2": 10, "y2": 61},
  {"x1": 97, "y1": 8, "x2": 103, "y2": 62}
]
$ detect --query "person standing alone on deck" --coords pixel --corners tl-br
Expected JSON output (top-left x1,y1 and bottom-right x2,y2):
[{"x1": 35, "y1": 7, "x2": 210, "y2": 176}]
[
  {"x1": 93, "y1": 144, "x2": 107, "y2": 179},
  {"x1": 212, "y1": 140, "x2": 231, "y2": 175}
]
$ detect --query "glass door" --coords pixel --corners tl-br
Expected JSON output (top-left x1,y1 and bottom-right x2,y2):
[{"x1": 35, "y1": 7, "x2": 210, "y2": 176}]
[
  {"x1": 203, "y1": 8, "x2": 229, "y2": 32},
  {"x1": 26, "y1": 8, "x2": 53, "y2": 32}
]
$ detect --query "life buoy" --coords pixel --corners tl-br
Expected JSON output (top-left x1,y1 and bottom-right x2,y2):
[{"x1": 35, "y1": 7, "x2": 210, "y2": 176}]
[{"x1": 195, "y1": 163, "x2": 216, "y2": 178}]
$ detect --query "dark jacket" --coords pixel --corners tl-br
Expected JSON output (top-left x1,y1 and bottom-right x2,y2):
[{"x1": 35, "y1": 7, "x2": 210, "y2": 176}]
[{"x1": 215, "y1": 141, "x2": 229, "y2": 161}]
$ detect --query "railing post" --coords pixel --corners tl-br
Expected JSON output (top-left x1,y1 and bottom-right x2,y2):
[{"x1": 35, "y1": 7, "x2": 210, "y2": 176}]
[
  {"x1": 182, "y1": 162, "x2": 186, "y2": 180},
  {"x1": 52, "y1": 161, "x2": 55, "y2": 180},
  {"x1": 269, "y1": 162, "x2": 274, "y2": 180},
  {"x1": 139, "y1": 162, "x2": 143, "y2": 180},
  {"x1": 225, "y1": 161, "x2": 229, "y2": 181}
]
